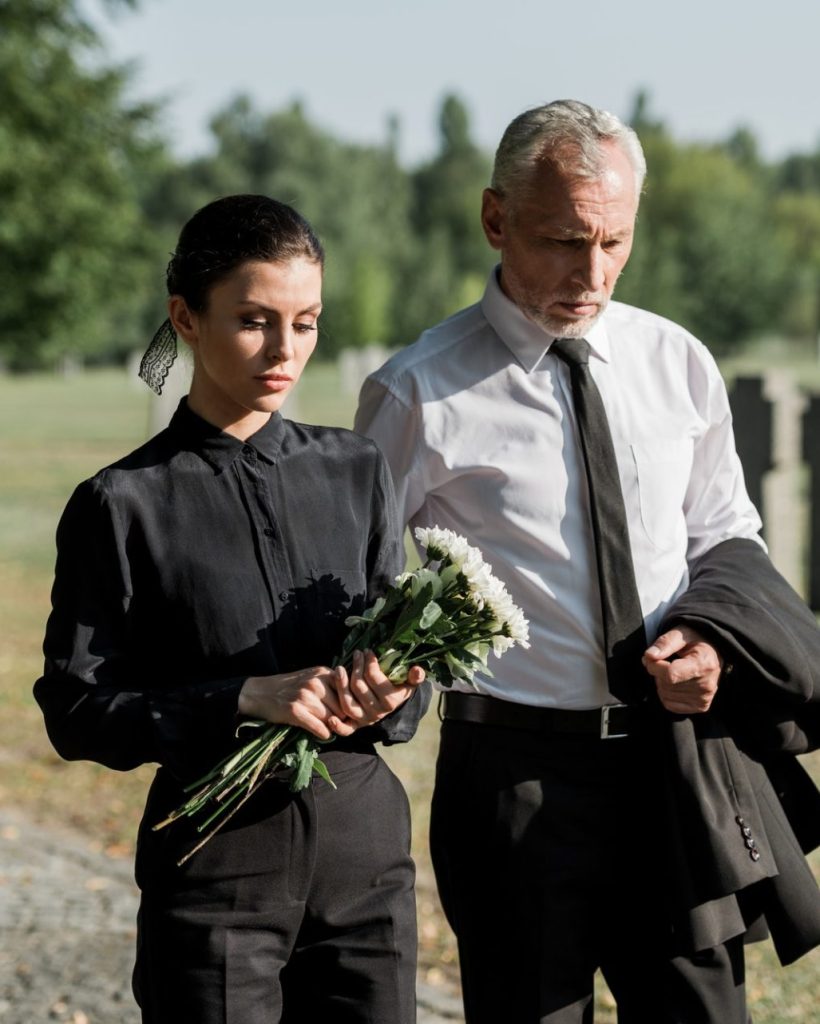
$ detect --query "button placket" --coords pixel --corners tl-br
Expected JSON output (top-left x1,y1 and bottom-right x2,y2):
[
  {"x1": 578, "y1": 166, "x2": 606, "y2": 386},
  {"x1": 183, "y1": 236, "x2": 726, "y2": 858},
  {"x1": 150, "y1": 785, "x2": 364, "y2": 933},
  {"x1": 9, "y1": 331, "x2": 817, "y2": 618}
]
[{"x1": 233, "y1": 454, "x2": 286, "y2": 618}]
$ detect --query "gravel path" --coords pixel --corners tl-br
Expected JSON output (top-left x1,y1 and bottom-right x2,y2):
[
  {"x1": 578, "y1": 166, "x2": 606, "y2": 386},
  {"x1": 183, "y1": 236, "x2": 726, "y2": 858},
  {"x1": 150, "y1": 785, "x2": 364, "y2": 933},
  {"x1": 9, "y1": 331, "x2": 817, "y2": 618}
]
[{"x1": 0, "y1": 809, "x2": 464, "y2": 1024}]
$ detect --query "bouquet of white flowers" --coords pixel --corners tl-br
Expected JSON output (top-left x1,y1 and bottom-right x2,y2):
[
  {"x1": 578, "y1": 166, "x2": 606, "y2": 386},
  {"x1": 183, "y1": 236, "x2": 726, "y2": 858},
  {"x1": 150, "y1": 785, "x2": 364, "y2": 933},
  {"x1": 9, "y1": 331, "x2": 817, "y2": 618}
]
[{"x1": 154, "y1": 527, "x2": 529, "y2": 863}]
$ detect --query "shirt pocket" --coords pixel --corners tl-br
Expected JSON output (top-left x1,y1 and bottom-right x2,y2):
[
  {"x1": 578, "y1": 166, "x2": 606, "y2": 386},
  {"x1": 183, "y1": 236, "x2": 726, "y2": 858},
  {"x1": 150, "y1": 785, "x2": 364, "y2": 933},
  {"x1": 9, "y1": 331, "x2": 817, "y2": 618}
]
[{"x1": 630, "y1": 438, "x2": 694, "y2": 550}]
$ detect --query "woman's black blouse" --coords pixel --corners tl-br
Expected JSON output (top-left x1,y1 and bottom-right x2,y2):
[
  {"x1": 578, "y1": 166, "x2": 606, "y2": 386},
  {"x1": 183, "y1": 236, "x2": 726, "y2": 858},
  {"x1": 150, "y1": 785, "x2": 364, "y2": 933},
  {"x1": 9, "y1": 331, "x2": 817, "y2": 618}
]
[{"x1": 34, "y1": 401, "x2": 430, "y2": 782}]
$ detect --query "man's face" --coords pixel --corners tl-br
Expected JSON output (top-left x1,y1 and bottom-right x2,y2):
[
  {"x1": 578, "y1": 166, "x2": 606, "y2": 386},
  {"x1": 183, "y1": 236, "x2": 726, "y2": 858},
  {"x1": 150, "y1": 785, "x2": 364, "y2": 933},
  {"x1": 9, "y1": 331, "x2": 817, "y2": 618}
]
[{"x1": 481, "y1": 141, "x2": 639, "y2": 337}]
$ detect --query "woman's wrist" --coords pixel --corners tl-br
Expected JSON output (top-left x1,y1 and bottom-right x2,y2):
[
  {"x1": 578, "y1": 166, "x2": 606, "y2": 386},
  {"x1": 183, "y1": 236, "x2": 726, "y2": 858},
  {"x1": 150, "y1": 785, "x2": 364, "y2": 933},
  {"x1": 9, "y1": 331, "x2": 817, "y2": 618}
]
[{"x1": 238, "y1": 676, "x2": 265, "y2": 718}]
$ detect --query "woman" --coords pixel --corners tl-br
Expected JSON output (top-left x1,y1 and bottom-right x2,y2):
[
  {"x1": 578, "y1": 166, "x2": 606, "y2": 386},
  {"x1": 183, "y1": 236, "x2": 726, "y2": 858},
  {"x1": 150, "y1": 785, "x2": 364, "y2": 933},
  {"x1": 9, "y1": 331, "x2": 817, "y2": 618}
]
[{"x1": 34, "y1": 194, "x2": 429, "y2": 1023}]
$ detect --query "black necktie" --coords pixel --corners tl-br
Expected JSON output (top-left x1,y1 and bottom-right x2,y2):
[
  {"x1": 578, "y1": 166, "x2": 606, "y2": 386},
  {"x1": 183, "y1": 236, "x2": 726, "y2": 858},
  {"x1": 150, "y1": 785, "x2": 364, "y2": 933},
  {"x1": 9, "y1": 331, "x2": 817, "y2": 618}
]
[{"x1": 551, "y1": 337, "x2": 649, "y2": 704}]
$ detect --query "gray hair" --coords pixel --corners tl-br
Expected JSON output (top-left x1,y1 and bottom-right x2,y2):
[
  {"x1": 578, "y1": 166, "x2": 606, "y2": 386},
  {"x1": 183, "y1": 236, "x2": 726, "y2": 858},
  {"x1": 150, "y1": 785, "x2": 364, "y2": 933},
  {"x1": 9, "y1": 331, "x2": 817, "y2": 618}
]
[{"x1": 491, "y1": 99, "x2": 646, "y2": 199}]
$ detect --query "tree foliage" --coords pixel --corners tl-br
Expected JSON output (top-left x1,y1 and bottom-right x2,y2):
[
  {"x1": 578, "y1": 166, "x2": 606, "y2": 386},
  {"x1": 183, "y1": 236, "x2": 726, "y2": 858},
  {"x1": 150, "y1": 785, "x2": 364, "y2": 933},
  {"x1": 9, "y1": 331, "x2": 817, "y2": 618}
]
[
  {"x1": 618, "y1": 128, "x2": 789, "y2": 351},
  {"x1": 3, "y1": 14, "x2": 820, "y2": 371},
  {"x1": 0, "y1": 0, "x2": 161, "y2": 369}
]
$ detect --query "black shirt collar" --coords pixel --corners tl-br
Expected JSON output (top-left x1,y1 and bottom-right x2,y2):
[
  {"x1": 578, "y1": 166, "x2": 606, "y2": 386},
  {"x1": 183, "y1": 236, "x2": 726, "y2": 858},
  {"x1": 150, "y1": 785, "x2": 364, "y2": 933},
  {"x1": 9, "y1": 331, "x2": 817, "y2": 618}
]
[{"x1": 168, "y1": 399, "x2": 286, "y2": 472}]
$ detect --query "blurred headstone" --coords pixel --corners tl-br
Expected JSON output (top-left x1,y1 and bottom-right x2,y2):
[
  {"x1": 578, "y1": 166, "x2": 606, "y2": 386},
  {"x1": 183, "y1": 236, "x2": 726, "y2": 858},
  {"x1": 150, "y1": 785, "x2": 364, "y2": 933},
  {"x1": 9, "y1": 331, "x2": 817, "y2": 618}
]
[
  {"x1": 763, "y1": 370, "x2": 808, "y2": 596},
  {"x1": 146, "y1": 353, "x2": 192, "y2": 436},
  {"x1": 279, "y1": 389, "x2": 300, "y2": 422},
  {"x1": 802, "y1": 393, "x2": 820, "y2": 611},
  {"x1": 729, "y1": 376, "x2": 773, "y2": 534},
  {"x1": 339, "y1": 345, "x2": 391, "y2": 397},
  {"x1": 126, "y1": 349, "x2": 144, "y2": 390},
  {"x1": 58, "y1": 354, "x2": 82, "y2": 378}
]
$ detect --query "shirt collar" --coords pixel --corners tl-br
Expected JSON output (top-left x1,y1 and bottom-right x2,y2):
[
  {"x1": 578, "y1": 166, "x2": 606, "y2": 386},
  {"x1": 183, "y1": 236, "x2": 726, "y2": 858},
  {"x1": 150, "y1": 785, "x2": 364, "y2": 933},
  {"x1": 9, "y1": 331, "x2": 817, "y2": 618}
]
[
  {"x1": 169, "y1": 399, "x2": 285, "y2": 472},
  {"x1": 481, "y1": 266, "x2": 612, "y2": 370}
]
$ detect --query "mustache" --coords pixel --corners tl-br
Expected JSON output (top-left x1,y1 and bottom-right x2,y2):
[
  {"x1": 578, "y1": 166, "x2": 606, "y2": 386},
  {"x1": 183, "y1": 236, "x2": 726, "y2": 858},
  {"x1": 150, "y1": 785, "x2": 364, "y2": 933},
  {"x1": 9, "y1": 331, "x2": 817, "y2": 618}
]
[{"x1": 554, "y1": 294, "x2": 605, "y2": 304}]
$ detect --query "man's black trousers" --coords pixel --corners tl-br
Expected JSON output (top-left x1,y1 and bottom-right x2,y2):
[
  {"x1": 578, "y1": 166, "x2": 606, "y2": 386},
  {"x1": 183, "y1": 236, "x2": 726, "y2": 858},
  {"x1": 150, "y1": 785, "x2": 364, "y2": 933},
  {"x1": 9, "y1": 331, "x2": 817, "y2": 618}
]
[{"x1": 430, "y1": 716, "x2": 751, "y2": 1024}]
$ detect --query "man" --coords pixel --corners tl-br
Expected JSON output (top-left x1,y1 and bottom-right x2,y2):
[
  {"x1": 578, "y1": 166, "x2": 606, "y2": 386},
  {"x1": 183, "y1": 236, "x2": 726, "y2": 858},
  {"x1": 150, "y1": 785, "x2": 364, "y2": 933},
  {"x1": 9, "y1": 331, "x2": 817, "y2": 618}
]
[{"x1": 355, "y1": 100, "x2": 820, "y2": 1022}]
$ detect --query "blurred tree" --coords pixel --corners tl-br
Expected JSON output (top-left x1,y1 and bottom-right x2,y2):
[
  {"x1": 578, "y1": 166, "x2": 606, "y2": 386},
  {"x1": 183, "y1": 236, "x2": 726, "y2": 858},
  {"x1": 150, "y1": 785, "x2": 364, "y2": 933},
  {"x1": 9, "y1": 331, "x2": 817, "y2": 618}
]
[
  {"x1": 776, "y1": 147, "x2": 820, "y2": 193},
  {"x1": 408, "y1": 93, "x2": 494, "y2": 328},
  {"x1": 149, "y1": 96, "x2": 418, "y2": 357},
  {"x1": 0, "y1": 0, "x2": 163, "y2": 369},
  {"x1": 621, "y1": 96, "x2": 788, "y2": 353},
  {"x1": 725, "y1": 126, "x2": 763, "y2": 174},
  {"x1": 773, "y1": 191, "x2": 820, "y2": 341},
  {"x1": 628, "y1": 88, "x2": 666, "y2": 139}
]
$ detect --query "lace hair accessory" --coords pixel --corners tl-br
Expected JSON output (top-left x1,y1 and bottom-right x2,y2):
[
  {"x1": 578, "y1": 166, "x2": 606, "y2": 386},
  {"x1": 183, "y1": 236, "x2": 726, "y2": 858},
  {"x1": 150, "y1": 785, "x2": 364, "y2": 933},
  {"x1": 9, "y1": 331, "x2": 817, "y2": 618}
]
[{"x1": 139, "y1": 318, "x2": 178, "y2": 395}]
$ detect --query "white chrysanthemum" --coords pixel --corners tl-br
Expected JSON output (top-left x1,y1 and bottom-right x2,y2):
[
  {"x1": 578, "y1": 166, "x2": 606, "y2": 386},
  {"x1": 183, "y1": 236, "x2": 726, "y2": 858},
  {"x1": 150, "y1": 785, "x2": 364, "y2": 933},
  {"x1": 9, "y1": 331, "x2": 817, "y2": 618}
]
[
  {"x1": 415, "y1": 526, "x2": 458, "y2": 560},
  {"x1": 416, "y1": 524, "x2": 530, "y2": 648},
  {"x1": 459, "y1": 545, "x2": 486, "y2": 579},
  {"x1": 484, "y1": 579, "x2": 516, "y2": 623},
  {"x1": 442, "y1": 532, "x2": 471, "y2": 566},
  {"x1": 491, "y1": 633, "x2": 516, "y2": 656},
  {"x1": 464, "y1": 562, "x2": 495, "y2": 605},
  {"x1": 505, "y1": 606, "x2": 531, "y2": 648},
  {"x1": 415, "y1": 526, "x2": 487, "y2": 577}
]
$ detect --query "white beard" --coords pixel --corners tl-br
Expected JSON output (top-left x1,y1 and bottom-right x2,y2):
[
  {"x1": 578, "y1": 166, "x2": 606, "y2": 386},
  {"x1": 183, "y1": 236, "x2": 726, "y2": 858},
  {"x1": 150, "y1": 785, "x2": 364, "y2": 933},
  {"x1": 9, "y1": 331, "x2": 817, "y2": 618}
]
[{"x1": 519, "y1": 299, "x2": 608, "y2": 339}]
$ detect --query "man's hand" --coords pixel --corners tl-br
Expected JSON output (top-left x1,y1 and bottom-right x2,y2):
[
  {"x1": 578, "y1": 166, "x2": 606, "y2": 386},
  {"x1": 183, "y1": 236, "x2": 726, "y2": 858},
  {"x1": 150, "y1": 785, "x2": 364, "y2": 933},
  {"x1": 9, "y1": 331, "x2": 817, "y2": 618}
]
[
  {"x1": 642, "y1": 626, "x2": 724, "y2": 714},
  {"x1": 334, "y1": 649, "x2": 425, "y2": 727}
]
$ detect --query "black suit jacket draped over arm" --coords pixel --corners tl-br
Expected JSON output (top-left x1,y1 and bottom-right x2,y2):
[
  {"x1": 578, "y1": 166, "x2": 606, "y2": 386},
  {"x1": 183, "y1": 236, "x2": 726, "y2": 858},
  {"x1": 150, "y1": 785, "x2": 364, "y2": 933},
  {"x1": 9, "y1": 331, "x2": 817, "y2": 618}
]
[{"x1": 656, "y1": 538, "x2": 820, "y2": 964}]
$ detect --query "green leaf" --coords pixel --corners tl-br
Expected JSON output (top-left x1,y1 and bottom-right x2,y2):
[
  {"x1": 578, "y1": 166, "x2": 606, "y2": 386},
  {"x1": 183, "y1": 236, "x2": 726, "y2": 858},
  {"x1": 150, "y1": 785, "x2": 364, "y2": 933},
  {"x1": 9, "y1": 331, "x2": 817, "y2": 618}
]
[
  {"x1": 288, "y1": 735, "x2": 318, "y2": 792},
  {"x1": 390, "y1": 581, "x2": 434, "y2": 636},
  {"x1": 377, "y1": 648, "x2": 401, "y2": 672},
  {"x1": 439, "y1": 563, "x2": 461, "y2": 589},
  {"x1": 311, "y1": 757, "x2": 337, "y2": 789},
  {"x1": 419, "y1": 600, "x2": 443, "y2": 630},
  {"x1": 424, "y1": 615, "x2": 457, "y2": 638},
  {"x1": 409, "y1": 568, "x2": 444, "y2": 599}
]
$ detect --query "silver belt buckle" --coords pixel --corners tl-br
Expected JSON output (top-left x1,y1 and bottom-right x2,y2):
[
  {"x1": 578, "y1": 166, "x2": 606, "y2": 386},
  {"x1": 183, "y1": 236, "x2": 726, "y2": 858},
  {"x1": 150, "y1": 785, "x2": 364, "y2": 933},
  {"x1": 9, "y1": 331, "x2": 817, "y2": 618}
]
[{"x1": 600, "y1": 704, "x2": 628, "y2": 739}]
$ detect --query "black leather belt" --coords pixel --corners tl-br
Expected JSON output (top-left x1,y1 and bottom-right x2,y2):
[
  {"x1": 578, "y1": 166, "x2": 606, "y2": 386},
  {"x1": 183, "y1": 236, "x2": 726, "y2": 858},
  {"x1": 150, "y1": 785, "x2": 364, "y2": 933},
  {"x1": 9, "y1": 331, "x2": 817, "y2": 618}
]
[{"x1": 442, "y1": 691, "x2": 644, "y2": 739}]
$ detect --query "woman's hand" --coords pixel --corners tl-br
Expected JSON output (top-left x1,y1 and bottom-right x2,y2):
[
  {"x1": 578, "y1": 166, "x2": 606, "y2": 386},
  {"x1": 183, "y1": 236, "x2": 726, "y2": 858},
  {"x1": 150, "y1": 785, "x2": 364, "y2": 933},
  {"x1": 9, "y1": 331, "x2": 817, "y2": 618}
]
[
  {"x1": 238, "y1": 667, "x2": 358, "y2": 740},
  {"x1": 333, "y1": 649, "x2": 426, "y2": 727}
]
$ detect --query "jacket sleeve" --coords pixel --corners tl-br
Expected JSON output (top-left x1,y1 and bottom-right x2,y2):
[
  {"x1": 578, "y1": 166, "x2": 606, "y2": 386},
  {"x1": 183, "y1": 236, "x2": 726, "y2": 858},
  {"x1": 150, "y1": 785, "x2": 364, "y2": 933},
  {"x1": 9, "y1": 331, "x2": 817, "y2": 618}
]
[
  {"x1": 33, "y1": 479, "x2": 246, "y2": 778},
  {"x1": 661, "y1": 537, "x2": 820, "y2": 753}
]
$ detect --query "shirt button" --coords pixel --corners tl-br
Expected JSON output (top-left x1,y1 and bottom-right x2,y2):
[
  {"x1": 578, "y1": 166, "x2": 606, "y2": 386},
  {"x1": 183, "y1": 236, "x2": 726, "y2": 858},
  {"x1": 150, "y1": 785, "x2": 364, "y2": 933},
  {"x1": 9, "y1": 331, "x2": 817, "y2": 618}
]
[
  {"x1": 279, "y1": 591, "x2": 289, "y2": 601},
  {"x1": 263, "y1": 527, "x2": 275, "y2": 538},
  {"x1": 242, "y1": 444, "x2": 256, "y2": 459}
]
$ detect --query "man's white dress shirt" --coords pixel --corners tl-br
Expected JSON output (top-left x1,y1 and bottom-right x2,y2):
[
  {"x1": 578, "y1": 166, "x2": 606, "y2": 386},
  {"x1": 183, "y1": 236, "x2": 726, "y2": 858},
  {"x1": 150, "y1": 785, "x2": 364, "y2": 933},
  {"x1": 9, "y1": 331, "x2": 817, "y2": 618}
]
[{"x1": 355, "y1": 270, "x2": 763, "y2": 710}]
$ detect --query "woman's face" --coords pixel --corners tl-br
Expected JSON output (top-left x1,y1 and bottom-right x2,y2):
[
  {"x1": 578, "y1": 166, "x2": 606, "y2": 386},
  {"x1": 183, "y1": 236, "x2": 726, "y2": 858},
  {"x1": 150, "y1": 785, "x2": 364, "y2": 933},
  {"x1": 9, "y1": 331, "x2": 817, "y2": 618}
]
[{"x1": 171, "y1": 257, "x2": 323, "y2": 438}]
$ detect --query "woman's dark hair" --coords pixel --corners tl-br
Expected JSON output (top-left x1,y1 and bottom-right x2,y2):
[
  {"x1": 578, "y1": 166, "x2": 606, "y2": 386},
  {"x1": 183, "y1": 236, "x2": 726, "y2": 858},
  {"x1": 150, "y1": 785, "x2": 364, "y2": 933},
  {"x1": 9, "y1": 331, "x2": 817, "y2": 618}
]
[{"x1": 166, "y1": 194, "x2": 325, "y2": 311}]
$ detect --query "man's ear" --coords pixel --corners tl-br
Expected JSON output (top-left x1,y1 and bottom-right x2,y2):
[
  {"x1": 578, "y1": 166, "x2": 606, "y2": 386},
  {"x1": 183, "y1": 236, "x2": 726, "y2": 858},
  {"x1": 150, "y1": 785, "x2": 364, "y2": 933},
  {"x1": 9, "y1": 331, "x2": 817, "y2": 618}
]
[
  {"x1": 481, "y1": 187, "x2": 506, "y2": 251},
  {"x1": 168, "y1": 295, "x2": 199, "y2": 349}
]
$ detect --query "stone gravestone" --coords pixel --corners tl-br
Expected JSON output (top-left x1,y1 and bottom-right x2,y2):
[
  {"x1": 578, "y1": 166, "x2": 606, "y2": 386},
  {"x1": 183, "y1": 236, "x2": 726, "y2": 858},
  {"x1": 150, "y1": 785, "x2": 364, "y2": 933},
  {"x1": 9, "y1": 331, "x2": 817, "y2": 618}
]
[
  {"x1": 759, "y1": 371, "x2": 807, "y2": 596},
  {"x1": 729, "y1": 376, "x2": 773, "y2": 538},
  {"x1": 802, "y1": 394, "x2": 820, "y2": 611},
  {"x1": 339, "y1": 345, "x2": 391, "y2": 397}
]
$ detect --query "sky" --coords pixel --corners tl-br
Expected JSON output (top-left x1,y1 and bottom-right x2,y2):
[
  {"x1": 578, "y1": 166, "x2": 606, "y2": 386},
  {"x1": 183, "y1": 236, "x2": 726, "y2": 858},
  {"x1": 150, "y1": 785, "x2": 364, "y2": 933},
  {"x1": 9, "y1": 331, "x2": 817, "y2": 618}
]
[{"x1": 86, "y1": 0, "x2": 820, "y2": 167}]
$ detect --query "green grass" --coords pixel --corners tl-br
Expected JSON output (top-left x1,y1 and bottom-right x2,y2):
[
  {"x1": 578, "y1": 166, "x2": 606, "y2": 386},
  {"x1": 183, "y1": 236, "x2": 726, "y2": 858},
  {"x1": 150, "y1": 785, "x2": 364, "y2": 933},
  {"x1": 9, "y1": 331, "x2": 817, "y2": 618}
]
[{"x1": 1, "y1": 365, "x2": 818, "y2": 1021}]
